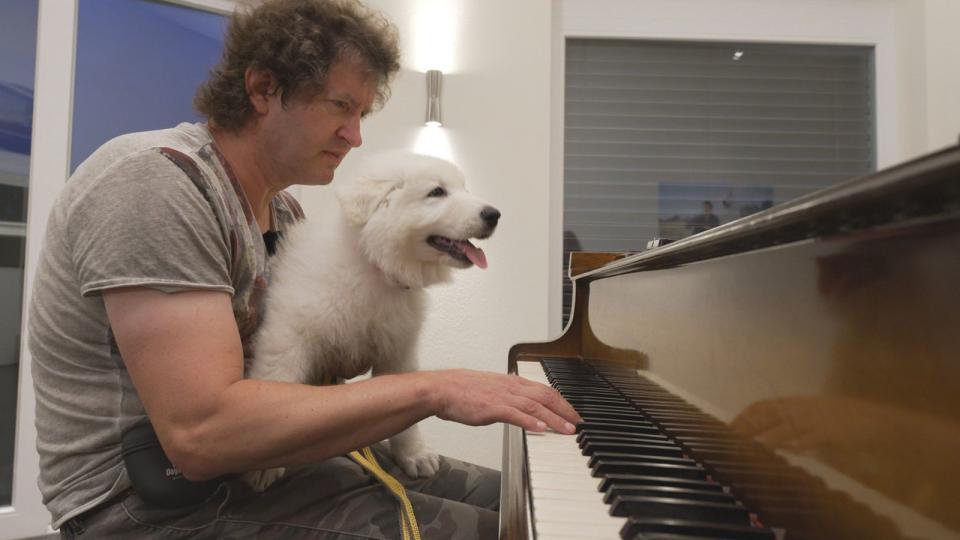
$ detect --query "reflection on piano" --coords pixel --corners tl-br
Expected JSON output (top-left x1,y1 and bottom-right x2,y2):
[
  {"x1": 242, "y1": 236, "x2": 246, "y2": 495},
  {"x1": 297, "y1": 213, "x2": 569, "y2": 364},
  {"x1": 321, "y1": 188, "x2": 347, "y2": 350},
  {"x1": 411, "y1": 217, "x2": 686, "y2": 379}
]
[{"x1": 500, "y1": 145, "x2": 960, "y2": 539}]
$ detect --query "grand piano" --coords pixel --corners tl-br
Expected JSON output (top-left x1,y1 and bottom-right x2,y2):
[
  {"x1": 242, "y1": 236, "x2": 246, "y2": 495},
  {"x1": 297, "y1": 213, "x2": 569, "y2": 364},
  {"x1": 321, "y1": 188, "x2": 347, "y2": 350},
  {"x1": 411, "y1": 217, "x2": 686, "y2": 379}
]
[{"x1": 500, "y1": 144, "x2": 960, "y2": 539}]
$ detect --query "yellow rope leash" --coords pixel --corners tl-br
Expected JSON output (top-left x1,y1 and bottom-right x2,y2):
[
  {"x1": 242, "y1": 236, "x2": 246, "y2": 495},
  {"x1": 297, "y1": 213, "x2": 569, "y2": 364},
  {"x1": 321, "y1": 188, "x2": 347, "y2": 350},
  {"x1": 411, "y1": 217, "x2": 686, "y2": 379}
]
[
  {"x1": 321, "y1": 375, "x2": 421, "y2": 540},
  {"x1": 349, "y1": 447, "x2": 421, "y2": 540}
]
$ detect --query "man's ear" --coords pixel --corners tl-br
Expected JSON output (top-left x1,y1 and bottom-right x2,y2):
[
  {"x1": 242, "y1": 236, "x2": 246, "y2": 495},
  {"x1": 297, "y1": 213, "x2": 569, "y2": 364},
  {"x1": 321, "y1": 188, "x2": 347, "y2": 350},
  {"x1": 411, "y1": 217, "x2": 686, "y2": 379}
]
[
  {"x1": 245, "y1": 67, "x2": 280, "y2": 115},
  {"x1": 337, "y1": 178, "x2": 402, "y2": 226}
]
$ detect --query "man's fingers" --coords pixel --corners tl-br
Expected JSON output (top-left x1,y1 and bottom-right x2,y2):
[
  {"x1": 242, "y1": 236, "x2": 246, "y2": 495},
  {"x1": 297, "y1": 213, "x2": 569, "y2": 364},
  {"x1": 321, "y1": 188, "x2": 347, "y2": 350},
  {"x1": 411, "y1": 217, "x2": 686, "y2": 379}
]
[
  {"x1": 499, "y1": 407, "x2": 547, "y2": 433},
  {"x1": 510, "y1": 396, "x2": 576, "y2": 435},
  {"x1": 516, "y1": 378, "x2": 582, "y2": 425}
]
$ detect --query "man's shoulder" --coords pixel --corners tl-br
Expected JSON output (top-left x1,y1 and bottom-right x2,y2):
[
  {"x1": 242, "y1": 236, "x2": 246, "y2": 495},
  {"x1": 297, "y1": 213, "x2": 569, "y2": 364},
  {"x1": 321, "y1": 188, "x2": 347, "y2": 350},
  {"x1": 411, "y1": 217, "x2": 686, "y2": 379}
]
[
  {"x1": 73, "y1": 123, "x2": 212, "y2": 181},
  {"x1": 58, "y1": 123, "x2": 227, "y2": 223},
  {"x1": 109, "y1": 122, "x2": 211, "y2": 152}
]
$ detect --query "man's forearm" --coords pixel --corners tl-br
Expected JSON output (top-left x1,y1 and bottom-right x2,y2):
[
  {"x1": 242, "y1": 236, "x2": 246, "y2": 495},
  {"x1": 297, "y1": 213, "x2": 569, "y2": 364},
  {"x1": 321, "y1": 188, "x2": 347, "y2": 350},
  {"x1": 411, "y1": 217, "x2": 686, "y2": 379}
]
[{"x1": 167, "y1": 372, "x2": 437, "y2": 480}]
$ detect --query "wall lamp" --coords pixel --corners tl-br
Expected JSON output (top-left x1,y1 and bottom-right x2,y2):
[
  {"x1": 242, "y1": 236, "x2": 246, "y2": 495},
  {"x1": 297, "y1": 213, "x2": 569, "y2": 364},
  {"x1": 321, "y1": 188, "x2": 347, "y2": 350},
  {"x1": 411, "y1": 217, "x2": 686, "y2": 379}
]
[{"x1": 425, "y1": 69, "x2": 442, "y2": 126}]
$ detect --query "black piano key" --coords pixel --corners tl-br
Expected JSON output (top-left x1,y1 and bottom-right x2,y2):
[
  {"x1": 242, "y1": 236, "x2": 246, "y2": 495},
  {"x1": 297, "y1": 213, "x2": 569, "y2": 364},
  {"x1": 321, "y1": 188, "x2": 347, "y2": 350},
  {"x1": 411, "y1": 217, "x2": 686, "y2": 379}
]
[
  {"x1": 578, "y1": 431, "x2": 671, "y2": 446},
  {"x1": 554, "y1": 384, "x2": 612, "y2": 393},
  {"x1": 577, "y1": 420, "x2": 663, "y2": 435},
  {"x1": 574, "y1": 406, "x2": 646, "y2": 417},
  {"x1": 599, "y1": 475, "x2": 726, "y2": 493},
  {"x1": 548, "y1": 378, "x2": 588, "y2": 385},
  {"x1": 582, "y1": 441, "x2": 684, "y2": 457},
  {"x1": 577, "y1": 409, "x2": 654, "y2": 426},
  {"x1": 614, "y1": 383, "x2": 676, "y2": 392},
  {"x1": 637, "y1": 404, "x2": 712, "y2": 414},
  {"x1": 620, "y1": 518, "x2": 775, "y2": 540},
  {"x1": 566, "y1": 397, "x2": 635, "y2": 407},
  {"x1": 578, "y1": 410, "x2": 653, "y2": 423},
  {"x1": 620, "y1": 388, "x2": 687, "y2": 398},
  {"x1": 651, "y1": 418, "x2": 727, "y2": 430},
  {"x1": 609, "y1": 495, "x2": 751, "y2": 525},
  {"x1": 644, "y1": 411, "x2": 723, "y2": 422},
  {"x1": 603, "y1": 485, "x2": 738, "y2": 506},
  {"x1": 556, "y1": 389, "x2": 624, "y2": 399},
  {"x1": 579, "y1": 415, "x2": 660, "y2": 429},
  {"x1": 554, "y1": 387, "x2": 622, "y2": 396},
  {"x1": 619, "y1": 390, "x2": 675, "y2": 399},
  {"x1": 541, "y1": 363, "x2": 589, "y2": 370},
  {"x1": 635, "y1": 405, "x2": 706, "y2": 416},
  {"x1": 638, "y1": 405, "x2": 710, "y2": 415},
  {"x1": 589, "y1": 452, "x2": 696, "y2": 468},
  {"x1": 592, "y1": 460, "x2": 706, "y2": 479}
]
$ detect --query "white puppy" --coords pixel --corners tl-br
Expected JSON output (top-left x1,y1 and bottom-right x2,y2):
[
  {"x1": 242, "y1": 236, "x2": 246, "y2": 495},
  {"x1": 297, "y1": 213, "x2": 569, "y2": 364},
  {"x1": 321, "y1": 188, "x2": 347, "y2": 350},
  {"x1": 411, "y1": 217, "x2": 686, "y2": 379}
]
[{"x1": 243, "y1": 152, "x2": 499, "y2": 491}]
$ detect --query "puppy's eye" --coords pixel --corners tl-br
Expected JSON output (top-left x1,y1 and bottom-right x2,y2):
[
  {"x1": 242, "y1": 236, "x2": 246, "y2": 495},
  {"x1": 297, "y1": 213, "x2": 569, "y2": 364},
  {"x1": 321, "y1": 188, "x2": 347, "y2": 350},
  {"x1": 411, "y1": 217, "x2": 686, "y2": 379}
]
[{"x1": 427, "y1": 187, "x2": 447, "y2": 198}]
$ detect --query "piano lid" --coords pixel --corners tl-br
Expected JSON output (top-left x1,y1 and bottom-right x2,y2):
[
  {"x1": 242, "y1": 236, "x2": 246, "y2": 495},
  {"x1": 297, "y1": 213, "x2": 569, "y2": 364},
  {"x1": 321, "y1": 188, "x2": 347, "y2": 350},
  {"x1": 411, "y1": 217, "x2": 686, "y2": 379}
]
[{"x1": 576, "y1": 143, "x2": 960, "y2": 281}]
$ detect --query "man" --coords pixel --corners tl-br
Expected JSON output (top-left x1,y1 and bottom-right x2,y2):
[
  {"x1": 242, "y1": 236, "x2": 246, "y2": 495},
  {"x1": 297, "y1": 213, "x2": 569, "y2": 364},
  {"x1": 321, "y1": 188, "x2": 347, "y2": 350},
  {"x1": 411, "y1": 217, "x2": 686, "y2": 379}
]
[{"x1": 29, "y1": 1, "x2": 580, "y2": 538}]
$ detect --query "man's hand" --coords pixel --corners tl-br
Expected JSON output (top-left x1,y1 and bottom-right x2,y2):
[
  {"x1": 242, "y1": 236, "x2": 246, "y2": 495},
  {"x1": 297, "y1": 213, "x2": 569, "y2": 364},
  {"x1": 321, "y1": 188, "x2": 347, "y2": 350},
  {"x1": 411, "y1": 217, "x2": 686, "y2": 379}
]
[{"x1": 427, "y1": 370, "x2": 581, "y2": 435}]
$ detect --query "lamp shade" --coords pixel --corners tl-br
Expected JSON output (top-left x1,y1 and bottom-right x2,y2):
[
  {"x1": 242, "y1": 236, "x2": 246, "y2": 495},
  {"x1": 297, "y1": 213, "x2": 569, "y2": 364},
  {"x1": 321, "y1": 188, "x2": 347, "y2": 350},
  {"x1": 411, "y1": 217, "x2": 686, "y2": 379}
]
[{"x1": 425, "y1": 69, "x2": 442, "y2": 126}]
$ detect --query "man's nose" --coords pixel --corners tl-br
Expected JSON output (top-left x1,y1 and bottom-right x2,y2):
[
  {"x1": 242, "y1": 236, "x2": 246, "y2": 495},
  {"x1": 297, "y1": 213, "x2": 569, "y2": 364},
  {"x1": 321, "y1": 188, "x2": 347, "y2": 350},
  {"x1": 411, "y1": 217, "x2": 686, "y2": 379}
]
[{"x1": 338, "y1": 114, "x2": 363, "y2": 148}]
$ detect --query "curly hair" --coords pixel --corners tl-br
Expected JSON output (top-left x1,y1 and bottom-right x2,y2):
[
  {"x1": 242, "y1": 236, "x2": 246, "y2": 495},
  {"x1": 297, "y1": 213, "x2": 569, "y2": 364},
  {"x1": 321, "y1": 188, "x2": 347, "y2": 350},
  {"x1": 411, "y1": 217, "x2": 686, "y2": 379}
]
[{"x1": 195, "y1": 0, "x2": 401, "y2": 131}]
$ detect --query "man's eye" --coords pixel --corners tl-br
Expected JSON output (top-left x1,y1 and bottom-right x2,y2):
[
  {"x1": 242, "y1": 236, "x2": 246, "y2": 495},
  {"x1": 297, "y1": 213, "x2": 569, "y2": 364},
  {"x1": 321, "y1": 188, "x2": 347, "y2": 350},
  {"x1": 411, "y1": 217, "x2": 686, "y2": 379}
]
[{"x1": 427, "y1": 187, "x2": 447, "y2": 198}]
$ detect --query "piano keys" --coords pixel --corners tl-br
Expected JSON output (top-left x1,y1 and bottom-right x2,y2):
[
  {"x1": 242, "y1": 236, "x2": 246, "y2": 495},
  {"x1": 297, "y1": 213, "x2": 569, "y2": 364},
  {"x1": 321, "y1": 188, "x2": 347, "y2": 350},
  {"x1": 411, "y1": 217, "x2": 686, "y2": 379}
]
[{"x1": 500, "y1": 144, "x2": 960, "y2": 539}]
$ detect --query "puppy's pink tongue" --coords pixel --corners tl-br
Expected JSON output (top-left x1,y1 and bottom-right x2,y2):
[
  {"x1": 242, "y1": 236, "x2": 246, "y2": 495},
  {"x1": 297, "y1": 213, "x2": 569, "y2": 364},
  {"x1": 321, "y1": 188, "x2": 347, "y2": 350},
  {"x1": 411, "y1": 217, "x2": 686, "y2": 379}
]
[{"x1": 458, "y1": 241, "x2": 487, "y2": 269}]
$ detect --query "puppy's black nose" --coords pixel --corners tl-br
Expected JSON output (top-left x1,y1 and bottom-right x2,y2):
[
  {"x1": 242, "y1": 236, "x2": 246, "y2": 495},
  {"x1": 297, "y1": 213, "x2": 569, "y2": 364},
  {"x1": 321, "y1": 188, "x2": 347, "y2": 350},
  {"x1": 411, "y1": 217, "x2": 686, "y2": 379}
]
[{"x1": 481, "y1": 206, "x2": 501, "y2": 228}]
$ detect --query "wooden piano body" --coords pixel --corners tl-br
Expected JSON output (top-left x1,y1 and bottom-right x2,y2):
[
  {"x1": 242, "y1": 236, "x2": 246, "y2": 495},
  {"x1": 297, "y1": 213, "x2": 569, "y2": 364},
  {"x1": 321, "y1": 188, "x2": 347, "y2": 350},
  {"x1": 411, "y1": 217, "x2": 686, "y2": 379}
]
[{"x1": 501, "y1": 145, "x2": 960, "y2": 539}]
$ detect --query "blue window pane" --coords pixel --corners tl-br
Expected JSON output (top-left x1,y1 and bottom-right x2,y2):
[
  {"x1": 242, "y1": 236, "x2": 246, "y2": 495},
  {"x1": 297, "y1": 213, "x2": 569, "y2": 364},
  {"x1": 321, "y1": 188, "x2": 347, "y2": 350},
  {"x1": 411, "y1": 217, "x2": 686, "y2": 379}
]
[
  {"x1": 0, "y1": 0, "x2": 38, "y2": 509},
  {"x1": 71, "y1": 0, "x2": 227, "y2": 172}
]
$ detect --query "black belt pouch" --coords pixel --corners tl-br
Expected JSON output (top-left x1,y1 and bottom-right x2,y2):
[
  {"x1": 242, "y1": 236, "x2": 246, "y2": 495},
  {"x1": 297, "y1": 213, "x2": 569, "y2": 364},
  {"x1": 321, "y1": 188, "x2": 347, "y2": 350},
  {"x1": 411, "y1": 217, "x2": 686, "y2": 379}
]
[{"x1": 121, "y1": 422, "x2": 224, "y2": 508}]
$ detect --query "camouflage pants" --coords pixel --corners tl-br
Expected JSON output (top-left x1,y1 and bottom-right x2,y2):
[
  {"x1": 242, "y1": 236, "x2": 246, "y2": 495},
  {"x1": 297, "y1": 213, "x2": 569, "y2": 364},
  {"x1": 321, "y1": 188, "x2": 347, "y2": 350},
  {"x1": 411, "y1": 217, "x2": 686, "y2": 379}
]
[{"x1": 60, "y1": 443, "x2": 500, "y2": 539}]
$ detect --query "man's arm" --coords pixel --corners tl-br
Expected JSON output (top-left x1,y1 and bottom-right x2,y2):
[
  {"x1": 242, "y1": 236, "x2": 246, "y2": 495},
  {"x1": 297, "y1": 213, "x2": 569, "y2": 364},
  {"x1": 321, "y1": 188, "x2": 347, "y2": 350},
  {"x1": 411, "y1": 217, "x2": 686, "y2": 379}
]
[{"x1": 105, "y1": 286, "x2": 579, "y2": 481}]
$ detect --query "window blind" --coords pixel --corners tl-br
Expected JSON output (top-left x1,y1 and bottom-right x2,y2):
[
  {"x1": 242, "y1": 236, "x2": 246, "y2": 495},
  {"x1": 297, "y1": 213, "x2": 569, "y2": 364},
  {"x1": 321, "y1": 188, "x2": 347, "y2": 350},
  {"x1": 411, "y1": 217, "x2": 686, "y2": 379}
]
[{"x1": 562, "y1": 39, "x2": 876, "y2": 323}]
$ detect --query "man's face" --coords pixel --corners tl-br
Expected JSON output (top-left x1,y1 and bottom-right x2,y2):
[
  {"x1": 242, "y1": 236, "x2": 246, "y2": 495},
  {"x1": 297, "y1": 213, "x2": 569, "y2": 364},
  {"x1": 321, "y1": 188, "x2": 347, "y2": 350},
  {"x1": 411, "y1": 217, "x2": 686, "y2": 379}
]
[{"x1": 258, "y1": 59, "x2": 377, "y2": 187}]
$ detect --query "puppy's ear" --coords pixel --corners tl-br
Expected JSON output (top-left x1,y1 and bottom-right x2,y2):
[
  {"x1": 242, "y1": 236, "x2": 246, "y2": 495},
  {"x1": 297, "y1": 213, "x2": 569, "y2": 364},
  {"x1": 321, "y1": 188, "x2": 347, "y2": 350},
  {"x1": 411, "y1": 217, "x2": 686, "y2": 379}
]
[{"x1": 337, "y1": 177, "x2": 402, "y2": 226}]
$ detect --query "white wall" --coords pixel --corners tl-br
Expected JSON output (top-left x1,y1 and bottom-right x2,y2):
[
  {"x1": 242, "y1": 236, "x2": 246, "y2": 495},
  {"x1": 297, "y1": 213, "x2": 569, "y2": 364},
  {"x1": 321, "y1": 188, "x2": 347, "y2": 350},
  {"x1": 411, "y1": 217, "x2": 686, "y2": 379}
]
[{"x1": 296, "y1": 0, "x2": 554, "y2": 469}]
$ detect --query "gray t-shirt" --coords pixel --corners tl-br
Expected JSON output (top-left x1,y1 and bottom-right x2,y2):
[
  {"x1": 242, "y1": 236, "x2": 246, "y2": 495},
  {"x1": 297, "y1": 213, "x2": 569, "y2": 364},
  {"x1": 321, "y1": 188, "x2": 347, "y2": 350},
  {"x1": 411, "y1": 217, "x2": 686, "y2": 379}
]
[{"x1": 28, "y1": 122, "x2": 303, "y2": 528}]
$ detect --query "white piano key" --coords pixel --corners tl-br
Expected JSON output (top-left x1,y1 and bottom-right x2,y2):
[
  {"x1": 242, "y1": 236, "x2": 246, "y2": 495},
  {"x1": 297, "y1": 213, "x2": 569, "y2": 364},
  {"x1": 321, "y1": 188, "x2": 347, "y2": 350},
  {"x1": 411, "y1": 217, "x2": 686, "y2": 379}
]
[
  {"x1": 518, "y1": 361, "x2": 627, "y2": 539},
  {"x1": 533, "y1": 488, "x2": 608, "y2": 501}
]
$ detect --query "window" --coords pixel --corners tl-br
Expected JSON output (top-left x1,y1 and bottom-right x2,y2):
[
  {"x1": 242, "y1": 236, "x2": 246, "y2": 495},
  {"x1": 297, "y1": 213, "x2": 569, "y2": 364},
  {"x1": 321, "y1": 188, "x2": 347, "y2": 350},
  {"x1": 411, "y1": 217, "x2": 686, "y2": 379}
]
[
  {"x1": 0, "y1": 0, "x2": 39, "y2": 508},
  {"x1": 72, "y1": 0, "x2": 227, "y2": 171},
  {"x1": 563, "y1": 39, "x2": 876, "y2": 322}
]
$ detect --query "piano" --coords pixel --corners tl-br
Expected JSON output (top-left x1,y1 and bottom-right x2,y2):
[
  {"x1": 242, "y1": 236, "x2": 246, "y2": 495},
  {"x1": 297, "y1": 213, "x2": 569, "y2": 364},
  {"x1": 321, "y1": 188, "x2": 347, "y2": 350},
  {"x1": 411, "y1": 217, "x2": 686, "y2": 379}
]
[{"x1": 500, "y1": 144, "x2": 960, "y2": 539}]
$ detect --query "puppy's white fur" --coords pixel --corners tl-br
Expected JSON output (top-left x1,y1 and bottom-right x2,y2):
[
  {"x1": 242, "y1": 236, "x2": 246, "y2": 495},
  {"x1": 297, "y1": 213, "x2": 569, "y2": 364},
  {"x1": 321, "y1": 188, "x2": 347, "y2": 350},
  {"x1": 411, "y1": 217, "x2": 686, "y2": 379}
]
[{"x1": 243, "y1": 152, "x2": 498, "y2": 491}]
